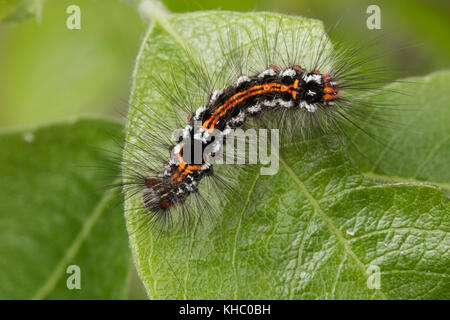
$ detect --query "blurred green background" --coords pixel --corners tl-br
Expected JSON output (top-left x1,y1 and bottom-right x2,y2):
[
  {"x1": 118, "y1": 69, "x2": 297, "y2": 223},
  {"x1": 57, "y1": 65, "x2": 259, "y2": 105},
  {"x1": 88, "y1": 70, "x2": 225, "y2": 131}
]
[{"x1": 0, "y1": 0, "x2": 448, "y2": 129}]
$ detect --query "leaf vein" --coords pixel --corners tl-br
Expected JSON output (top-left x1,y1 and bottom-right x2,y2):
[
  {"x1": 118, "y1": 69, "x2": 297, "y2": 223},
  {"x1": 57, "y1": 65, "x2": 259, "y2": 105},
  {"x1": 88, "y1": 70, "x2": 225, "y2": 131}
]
[{"x1": 279, "y1": 156, "x2": 388, "y2": 299}]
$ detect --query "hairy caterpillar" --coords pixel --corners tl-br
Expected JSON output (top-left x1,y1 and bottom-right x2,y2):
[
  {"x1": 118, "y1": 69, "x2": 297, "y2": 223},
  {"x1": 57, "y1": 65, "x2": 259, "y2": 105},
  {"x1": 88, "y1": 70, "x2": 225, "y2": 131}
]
[
  {"x1": 120, "y1": 12, "x2": 395, "y2": 235},
  {"x1": 144, "y1": 65, "x2": 337, "y2": 211}
]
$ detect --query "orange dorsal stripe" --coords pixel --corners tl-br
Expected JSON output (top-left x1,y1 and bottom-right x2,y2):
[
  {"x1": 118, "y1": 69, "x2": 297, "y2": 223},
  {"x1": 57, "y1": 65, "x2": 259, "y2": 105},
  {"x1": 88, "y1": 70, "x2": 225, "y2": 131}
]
[
  {"x1": 203, "y1": 81, "x2": 299, "y2": 130},
  {"x1": 173, "y1": 80, "x2": 300, "y2": 182}
]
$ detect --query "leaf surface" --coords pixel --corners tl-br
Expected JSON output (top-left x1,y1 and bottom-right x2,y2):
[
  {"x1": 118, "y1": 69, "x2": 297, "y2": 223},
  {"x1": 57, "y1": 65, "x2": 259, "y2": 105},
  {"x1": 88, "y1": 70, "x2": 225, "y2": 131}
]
[
  {"x1": 350, "y1": 71, "x2": 450, "y2": 197},
  {"x1": 0, "y1": 118, "x2": 130, "y2": 299}
]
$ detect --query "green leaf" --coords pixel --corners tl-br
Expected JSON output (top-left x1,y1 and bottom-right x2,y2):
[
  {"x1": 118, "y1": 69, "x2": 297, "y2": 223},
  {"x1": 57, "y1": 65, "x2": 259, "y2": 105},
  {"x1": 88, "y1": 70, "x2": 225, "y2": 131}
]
[
  {"x1": 0, "y1": 118, "x2": 131, "y2": 299},
  {"x1": 349, "y1": 71, "x2": 450, "y2": 196},
  {"x1": 126, "y1": 11, "x2": 450, "y2": 299},
  {"x1": 0, "y1": 0, "x2": 44, "y2": 23}
]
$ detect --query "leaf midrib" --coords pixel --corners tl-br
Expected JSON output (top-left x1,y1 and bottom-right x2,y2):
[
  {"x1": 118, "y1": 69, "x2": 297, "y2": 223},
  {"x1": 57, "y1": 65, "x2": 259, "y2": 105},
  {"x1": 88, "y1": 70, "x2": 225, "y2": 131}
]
[
  {"x1": 31, "y1": 186, "x2": 118, "y2": 300},
  {"x1": 279, "y1": 155, "x2": 389, "y2": 300},
  {"x1": 362, "y1": 172, "x2": 450, "y2": 192}
]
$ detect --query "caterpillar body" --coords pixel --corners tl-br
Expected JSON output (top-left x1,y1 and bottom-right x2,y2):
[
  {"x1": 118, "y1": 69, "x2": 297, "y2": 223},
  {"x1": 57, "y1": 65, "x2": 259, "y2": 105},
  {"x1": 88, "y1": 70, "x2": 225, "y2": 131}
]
[{"x1": 144, "y1": 65, "x2": 339, "y2": 213}]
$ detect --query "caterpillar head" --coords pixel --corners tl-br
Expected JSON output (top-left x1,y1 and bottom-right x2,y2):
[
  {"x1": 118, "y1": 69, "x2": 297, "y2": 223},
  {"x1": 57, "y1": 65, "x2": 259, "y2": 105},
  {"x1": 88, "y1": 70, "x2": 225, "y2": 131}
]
[
  {"x1": 300, "y1": 71, "x2": 339, "y2": 109},
  {"x1": 321, "y1": 73, "x2": 339, "y2": 107}
]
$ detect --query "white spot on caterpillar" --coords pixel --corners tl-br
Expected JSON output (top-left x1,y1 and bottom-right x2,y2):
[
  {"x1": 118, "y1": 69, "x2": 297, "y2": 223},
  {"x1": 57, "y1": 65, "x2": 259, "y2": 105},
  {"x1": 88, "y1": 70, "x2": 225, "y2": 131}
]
[
  {"x1": 307, "y1": 90, "x2": 316, "y2": 96},
  {"x1": 235, "y1": 75, "x2": 250, "y2": 86},
  {"x1": 186, "y1": 180, "x2": 198, "y2": 192},
  {"x1": 303, "y1": 74, "x2": 322, "y2": 84},
  {"x1": 209, "y1": 90, "x2": 222, "y2": 103},
  {"x1": 229, "y1": 110, "x2": 246, "y2": 125},
  {"x1": 258, "y1": 69, "x2": 276, "y2": 78},
  {"x1": 279, "y1": 100, "x2": 294, "y2": 108},
  {"x1": 300, "y1": 101, "x2": 318, "y2": 112},
  {"x1": 263, "y1": 98, "x2": 294, "y2": 109},
  {"x1": 281, "y1": 68, "x2": 296, "y2": 78},
  {"x1": 193, "y1": 106, "x2": 206, "y2": 120},
  {"x1": 262, "y1": 99, "x2": 276, "y2": 107},
  {"x1": 247, "y1": 103, "x2": 262, "y2": 114}
]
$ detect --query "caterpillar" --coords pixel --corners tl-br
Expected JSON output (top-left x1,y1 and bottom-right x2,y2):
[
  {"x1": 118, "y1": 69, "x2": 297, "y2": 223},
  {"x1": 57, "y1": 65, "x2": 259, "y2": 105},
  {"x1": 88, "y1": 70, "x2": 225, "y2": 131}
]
[
  {"x1": 144, "y1": 65, "x2": 338, "y2": 212},
  {"x1": 121, "y1": 13, "x2": 394, "y2": 234}
]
